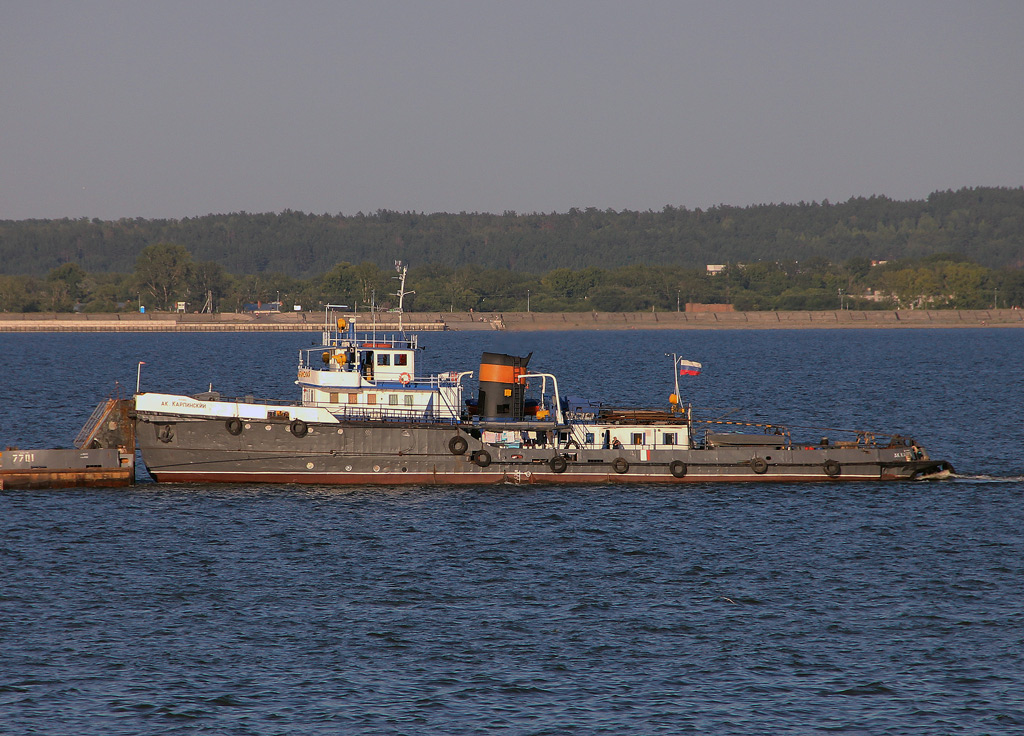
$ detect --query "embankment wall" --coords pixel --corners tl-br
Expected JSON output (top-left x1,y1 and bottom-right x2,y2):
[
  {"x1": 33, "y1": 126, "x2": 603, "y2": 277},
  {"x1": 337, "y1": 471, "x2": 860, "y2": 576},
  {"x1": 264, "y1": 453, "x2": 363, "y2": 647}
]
[{"x1": 0, "y1": 309, "x2": 1022, "y2": 332}]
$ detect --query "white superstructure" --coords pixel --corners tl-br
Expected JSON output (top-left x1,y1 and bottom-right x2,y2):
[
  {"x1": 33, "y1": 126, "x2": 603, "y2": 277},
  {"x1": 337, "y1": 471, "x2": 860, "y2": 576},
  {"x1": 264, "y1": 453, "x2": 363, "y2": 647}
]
[{"x1": 296, "y1": 307, "x2": 464, "y2": 423}]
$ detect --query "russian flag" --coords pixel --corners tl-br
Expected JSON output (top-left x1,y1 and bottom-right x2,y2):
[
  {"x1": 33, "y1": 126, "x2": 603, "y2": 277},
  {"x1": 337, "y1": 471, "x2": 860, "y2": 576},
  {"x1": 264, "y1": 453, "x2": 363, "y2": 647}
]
[{"x1": 679, "y1": 360, "x2": 702, "y2": 376}]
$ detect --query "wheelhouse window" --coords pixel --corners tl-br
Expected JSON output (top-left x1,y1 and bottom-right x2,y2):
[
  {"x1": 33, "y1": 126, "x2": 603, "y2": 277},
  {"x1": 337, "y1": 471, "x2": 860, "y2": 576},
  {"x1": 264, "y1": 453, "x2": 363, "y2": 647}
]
[
  {"x1": 663, "y1": 432, "x2": 677, "y2": 445},
  {"x1": 394, "y1": 354, "x2": 409, "y2": 366},
  {"x1": 377, "y1": 354, "x2": 391, "y2": 366},
  {"x1": 631, "y1": 432, "x2": 645, "y2": 445}
]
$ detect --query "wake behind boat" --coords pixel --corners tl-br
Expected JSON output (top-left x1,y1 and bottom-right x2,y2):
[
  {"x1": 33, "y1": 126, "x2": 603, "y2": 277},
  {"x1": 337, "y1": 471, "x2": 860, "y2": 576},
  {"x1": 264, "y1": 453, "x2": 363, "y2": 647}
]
[{"x1": 134, "y1": 302, "x2": 953, "y2": 485}]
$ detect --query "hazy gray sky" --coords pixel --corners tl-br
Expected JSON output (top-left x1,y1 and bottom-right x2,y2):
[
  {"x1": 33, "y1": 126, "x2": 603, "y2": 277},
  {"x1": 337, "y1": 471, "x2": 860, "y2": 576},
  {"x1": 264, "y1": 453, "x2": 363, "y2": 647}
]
[{"x1": 2, "y1": 1, "x2": 1021, "y2": 220}]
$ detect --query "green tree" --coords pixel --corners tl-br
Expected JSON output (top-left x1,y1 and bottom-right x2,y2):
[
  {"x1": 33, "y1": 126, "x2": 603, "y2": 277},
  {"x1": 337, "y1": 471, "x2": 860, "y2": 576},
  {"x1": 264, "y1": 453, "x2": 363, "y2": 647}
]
[
  {"x1": 134, "y1": 243, "x2": 195, "y2": 310},
  {"x1": 190, "y1": 260, "x2": 233, "y2": 311},
  {"x1": 45, "y1": 263, "x2": 87, "y2": 311},
  {"x1": 0, "y1": 275, "x2": 38, "y2": 312}
]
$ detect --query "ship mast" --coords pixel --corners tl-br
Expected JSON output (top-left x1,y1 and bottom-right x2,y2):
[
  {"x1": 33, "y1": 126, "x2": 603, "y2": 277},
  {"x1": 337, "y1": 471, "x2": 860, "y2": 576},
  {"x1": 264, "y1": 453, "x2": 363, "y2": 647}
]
[
  {"x1": 392, "y1": 260, "x2": 415, "y2": 331},
  {"x1": 669, "y1": 353, "x2": 682, "y2": 413}
]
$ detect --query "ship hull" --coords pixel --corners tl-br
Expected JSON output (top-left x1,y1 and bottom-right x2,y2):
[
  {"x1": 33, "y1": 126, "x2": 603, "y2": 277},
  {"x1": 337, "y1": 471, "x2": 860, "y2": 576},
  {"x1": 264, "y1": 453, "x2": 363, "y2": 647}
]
[
  {"x1": 1, "y1": 448, "x2": 134, "y2": 490},
  {"x1": 136, "y1": 415, "x2": 950, "y2": 484}
]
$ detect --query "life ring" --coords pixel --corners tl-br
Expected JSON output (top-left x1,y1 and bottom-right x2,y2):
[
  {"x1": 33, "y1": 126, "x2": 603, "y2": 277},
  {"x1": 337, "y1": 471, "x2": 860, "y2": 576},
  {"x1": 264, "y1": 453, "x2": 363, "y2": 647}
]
[
  {"x1": 399, "y1": 372, "x2": 412, "y2": 385},
  {"x1": 473, "y1": 450, "x2": 492, "y2": 468},
  {"x1": 669, "y1": 460, "x2": 687, "y2": 478},
  {"x1": 823, "y1": 459, "x2": 841, "y2": 477},
  {"x1": 448, "y1": 435, "x2": 468, "y2": 455},
  {"x1": 549, "y1": 455, "x2": 568, "y2": 473},
  {"x1": 290, "y1": 419, "x2": 308, "y2": 438},
  {"x1": 225, "y1": 418, "x2": 243, "y2": 436},
  {"x1": 750, "y1": 457, "x2": 768, "y2": 474},
  {"x1": 612, "y1": 457, "x2": 629, "y2": 474}
]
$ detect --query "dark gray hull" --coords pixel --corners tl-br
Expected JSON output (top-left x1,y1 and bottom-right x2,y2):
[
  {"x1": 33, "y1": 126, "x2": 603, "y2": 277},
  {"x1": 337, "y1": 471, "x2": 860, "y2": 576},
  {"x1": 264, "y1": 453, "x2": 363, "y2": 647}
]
[
  {"x1": 137, "y1": 415, "x2": 951, "y2": 484},
  {"x1": 0, "y1": 448, "x2": 133, "y2": 490}
]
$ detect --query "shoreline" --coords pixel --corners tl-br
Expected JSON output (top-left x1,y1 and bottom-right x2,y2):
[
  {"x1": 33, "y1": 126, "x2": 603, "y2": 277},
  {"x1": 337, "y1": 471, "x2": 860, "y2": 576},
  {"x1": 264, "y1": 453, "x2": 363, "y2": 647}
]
[{"x1": 1, "y1": 309, "x2": 1022, "y2": 332}]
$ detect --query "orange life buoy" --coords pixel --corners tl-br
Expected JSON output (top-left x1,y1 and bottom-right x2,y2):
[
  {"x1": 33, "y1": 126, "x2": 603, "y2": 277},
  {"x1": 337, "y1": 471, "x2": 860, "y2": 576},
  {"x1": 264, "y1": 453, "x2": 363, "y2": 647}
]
[{"x1": 399, "y1": 372, "x2": 412, "y2": 385}]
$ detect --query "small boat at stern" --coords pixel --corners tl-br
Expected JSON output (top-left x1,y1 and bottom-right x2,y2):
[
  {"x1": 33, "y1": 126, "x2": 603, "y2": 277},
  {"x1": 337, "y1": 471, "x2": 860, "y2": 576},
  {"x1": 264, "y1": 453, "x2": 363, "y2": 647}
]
[{"x1": 134, "y1": 304, "x2": 953, "y2": 485}]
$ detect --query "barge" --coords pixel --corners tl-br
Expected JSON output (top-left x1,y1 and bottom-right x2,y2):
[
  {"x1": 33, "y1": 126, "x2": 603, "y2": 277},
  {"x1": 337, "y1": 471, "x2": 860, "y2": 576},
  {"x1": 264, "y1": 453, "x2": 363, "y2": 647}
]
[
  {"x1": 1, "y1": 397, "x2": 135, "y2": 490},
  {"x1": 134, "y1": 304, "x2": 952, "y2": 485}
]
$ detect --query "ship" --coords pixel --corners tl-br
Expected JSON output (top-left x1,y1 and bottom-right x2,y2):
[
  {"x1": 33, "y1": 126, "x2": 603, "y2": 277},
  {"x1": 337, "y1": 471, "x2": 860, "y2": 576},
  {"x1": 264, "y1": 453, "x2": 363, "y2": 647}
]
[{"x1": 134, "y1": 296, "x2": 953, "y2": 485}]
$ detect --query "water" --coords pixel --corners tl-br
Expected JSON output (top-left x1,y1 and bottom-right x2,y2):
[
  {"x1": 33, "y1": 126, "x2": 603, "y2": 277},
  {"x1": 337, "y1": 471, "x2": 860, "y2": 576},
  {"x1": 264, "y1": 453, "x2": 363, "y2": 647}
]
[{"x1": 2, "y1": 329, "x2": 1023, "y2": 734}]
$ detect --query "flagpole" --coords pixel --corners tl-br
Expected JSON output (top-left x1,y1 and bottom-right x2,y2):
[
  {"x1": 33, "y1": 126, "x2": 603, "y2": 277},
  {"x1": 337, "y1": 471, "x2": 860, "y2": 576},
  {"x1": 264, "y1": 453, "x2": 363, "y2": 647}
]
[
  {"x1": 136, "y1": 361, "x2": 146, "y2": 394},
  {"x1": 673, "y1": 353, "x2": 681, "y2": 413}
]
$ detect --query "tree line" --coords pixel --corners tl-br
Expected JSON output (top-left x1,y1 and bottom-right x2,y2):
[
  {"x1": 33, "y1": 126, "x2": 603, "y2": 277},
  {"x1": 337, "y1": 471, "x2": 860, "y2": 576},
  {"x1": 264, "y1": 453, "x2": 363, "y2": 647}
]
[
  {"x1": 1, "y1": 187, "x2": 1023, "y2": 278},
  {"x1": 1, "y1": 245, "x2": 1021, "y2": 313}
]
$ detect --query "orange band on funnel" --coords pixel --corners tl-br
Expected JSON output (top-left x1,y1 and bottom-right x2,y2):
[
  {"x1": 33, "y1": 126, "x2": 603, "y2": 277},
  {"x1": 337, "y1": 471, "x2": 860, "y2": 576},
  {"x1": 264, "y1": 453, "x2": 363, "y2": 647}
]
[{"x1": 479, "y1": 363, "x2": 518, "y2": 384}]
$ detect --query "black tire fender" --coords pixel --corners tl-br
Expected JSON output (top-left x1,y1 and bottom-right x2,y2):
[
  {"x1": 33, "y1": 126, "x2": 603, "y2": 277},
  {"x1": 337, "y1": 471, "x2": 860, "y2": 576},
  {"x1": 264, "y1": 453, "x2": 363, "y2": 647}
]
[
  {"x1": 549, "y1": 455, "x2": 568, "y2": 473},
  {"x1": 750, "y1": 457, "x2": 769, "y2": 474},
  {"x1": 448, "y1": 435, "x2": 469, "y2": 455},
  {"x1": 823, "y1": 459, "x2": 841, "y2": 477},
  {"x1": 290, "y1": 419, "x2": 308, "y2": 438},
  {"x1": 669, "y1": 460, "x2": 687, "y2": 478},
  {"x1": 225, "y1": 418, "x2": 243, "y2": 436},
  {"x1": 612, "y1": 457, "x2": 629, "y2": 474},
  {"x1": 473, "y1": 449, "x2": 492, "y2": 468}
]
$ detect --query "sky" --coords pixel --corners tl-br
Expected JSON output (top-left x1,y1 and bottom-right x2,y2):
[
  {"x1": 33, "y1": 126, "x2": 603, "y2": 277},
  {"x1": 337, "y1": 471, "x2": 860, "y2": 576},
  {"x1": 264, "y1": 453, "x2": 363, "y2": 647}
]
[{"x1": 2, "y1": 1, "x2": 1022, "y2": 220}]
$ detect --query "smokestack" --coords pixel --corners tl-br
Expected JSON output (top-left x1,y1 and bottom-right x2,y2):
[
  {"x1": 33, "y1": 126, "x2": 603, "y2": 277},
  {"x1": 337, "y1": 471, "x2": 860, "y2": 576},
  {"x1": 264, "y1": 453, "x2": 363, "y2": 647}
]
[{"x1": 477, "y1": 352, "x2": 531, "y2": 421}]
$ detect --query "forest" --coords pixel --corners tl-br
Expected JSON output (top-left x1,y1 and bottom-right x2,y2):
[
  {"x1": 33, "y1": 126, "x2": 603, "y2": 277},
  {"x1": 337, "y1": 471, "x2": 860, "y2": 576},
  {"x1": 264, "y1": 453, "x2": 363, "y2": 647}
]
[
  {"x1": 1, "y1": 246, "x2": 1021, "y2": 314},
  {"x1": 0, "y1": 186, "x2": 1021, "y2": 312}
]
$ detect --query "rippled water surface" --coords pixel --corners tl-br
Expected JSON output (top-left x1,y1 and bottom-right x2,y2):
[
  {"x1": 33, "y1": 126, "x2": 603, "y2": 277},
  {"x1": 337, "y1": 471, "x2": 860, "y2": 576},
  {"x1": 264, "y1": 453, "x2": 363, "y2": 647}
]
[{"x1": 3, "y1": 328, "x2": 1023, "y2": 734}]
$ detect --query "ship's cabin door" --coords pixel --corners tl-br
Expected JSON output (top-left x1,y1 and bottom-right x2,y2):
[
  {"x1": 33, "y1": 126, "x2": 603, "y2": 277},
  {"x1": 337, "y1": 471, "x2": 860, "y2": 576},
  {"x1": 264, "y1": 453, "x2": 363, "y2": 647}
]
[{"x1": 361, "y1": 350, "x2": 374, "y2": 381}]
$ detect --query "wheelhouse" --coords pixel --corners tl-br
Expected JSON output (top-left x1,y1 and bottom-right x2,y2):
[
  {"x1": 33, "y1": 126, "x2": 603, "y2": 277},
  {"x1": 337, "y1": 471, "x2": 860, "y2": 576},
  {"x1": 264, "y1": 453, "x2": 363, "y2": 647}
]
[{"x1": 296, "y1": 306, "x2": 463, "y2": 423}]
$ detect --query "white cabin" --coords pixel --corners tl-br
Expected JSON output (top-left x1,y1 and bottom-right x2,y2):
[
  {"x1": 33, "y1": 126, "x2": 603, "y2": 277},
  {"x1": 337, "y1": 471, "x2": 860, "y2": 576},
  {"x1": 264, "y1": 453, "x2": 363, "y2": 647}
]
[{"x1": 296, "y1": 309, "x2": 463, "y2": 423}]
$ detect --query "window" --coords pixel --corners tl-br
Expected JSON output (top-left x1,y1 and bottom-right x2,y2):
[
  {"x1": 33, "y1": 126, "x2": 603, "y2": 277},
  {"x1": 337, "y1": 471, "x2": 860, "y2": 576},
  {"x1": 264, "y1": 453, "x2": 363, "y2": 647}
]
[
  {"x1": 404, "y1": 395, "x2": 414, "y2": 406},
  {"x1": 329, "y1": 392, "x2": 339, "y2": 404},
  {"x1": 367, "y1": 394, "x2": 377, "y2": 405},
  {"x1": 389, "y1": 394, "x2": 399, "y2": 406},
  {"x1": 394, "y1": 354, "x2": 409, "y2": 366},
  {"x1": 377, "y1": 354, "x2": 390, "y2": 366},
  {"x1": 631, "y1": 432, "x2": 645, "y2": 445},
  {"x1": 663, "y1": 432, "x2": 677, "y2": 446},
  {"x1": 585, "y1": 432, "x2": 595, "y2": 444},
  {"x1": 348, "y1": 393, "x2": 358, "y2": 404}
]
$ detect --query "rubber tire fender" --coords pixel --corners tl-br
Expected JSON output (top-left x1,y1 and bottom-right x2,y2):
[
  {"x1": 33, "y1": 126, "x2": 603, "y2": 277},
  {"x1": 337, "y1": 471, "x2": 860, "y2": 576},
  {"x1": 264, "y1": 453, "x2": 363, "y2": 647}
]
[
  {"x1": 290, "y1": 419, "x2": 309, "y2": 438},
  {"x1": 225, "y1": 418, "x2": 243, "y2": 436},
  {"x1": 612, "y1": 457, "x2": 630, "y2": 474},
  {"x1": 669, "y1": 460, "x2": 687, "y2": 478},
  {"x1": 473, "y1": 449, "x2": 492, "y2": 468},
  {"x1": 750, "y1": 457, "x2": 769, "y2": 474},
  {"x1": 549, "y1": 455, "x2": 568, "y2": 473},
  {"x1": 448, "y1": 435, "x2": 469, "y2": 455},
  {"x1": 823, "y1": 458, "x2": 841, "y2": 477}
]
